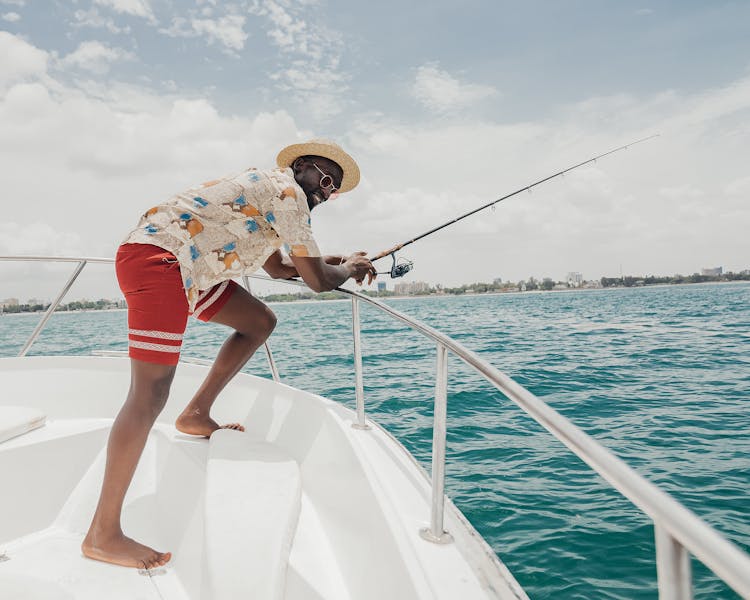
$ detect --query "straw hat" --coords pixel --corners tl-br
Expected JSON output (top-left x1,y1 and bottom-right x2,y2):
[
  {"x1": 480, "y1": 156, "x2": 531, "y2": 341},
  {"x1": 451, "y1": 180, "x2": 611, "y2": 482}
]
[{"x1": 276, "y1": 138, "x2": 360, "y2": 193}]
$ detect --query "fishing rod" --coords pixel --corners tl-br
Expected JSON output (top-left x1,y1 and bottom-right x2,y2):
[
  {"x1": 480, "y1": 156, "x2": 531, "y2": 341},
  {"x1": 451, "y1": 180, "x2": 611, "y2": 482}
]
[{"x1": 372, "y1": 134, "x2": 659, "y2": 278}]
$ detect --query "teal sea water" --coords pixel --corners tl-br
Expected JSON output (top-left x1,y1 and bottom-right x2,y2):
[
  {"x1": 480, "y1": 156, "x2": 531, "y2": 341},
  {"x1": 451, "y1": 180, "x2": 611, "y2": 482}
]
[{"x1": 2, "y1": 282, "x2": 749, "y2": 599}]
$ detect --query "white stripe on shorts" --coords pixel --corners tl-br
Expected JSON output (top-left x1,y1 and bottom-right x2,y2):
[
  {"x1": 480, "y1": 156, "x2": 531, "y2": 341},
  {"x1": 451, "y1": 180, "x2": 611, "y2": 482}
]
[
  {"x1": 129, "y1": 339, "x2": 182, "y2": 353},
  {"x1": 192, "y1": 280, "x2": 229, "y2": 320},
  {"x1": 128, "y1": 328, "x2": 184, "y2": 340}
]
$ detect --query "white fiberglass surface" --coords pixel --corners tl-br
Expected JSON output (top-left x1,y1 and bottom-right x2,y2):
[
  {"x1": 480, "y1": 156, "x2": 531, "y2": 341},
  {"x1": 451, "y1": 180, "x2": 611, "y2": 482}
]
[
  {"x1": 0, "y1": 421, "x2": 110, "y2": 545},
  {"x1": 0, "y1": 359, "x2": 422, "y2": 600},
  {"x1": 0, "y1": 423, "x2": 205, "y2": 599},
  {"x1": 0, "y1": 357, "x2": 521, "y2": 600}
]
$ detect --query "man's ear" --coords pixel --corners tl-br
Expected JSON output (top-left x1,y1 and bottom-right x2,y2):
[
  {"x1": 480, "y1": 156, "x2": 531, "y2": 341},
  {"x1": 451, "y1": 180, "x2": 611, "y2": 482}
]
[{"x1": 292, "y1": 157, "x2": 305, "y2": 171}]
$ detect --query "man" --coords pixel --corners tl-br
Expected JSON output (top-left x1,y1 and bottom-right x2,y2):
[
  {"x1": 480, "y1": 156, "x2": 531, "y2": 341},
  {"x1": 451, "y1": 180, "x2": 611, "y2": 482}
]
[{"x1": 82, "y1": 139, "x2": 375, "y2": 569}]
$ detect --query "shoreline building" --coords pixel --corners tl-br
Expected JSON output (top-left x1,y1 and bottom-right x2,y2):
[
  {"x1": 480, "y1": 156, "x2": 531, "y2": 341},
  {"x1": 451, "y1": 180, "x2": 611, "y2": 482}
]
[
  {"x1": 393, "y1": 281, "x2": 430, "y2": 295},
  {"x1": 701, "y1": 267, "x2": 723, "y2": 276}
]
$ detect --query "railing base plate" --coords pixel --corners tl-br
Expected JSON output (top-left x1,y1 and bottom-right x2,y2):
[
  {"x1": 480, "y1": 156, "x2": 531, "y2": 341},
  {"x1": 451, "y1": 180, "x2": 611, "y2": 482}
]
[{"x1": 419, "y1": 527, "x2": 453, "y2": 545}]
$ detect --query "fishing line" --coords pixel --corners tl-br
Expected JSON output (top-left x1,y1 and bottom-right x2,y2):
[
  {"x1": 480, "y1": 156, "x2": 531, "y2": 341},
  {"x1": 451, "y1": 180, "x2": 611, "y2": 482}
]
[{"x1": 370, "y1": 134, "x2": 659, "y2": 278}]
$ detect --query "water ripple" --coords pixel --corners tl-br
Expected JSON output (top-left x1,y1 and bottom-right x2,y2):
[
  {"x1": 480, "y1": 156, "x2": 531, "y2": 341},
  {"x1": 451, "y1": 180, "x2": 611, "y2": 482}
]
[{"x1": 1, "y1": 283, "x2": 748, "y2": 599}]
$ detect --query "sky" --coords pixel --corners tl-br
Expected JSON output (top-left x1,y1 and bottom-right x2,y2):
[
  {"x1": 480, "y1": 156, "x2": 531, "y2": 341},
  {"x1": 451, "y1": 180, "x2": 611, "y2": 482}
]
[{"x1": 1, "y1": 0, "x2": 749, "y2": 301}]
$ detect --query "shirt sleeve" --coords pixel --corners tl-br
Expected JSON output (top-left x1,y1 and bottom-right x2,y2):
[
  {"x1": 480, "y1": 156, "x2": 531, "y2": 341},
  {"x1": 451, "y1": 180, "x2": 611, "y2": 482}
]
[{"x1": 267, "y1": 176, "x2": 321, "y2": 258}]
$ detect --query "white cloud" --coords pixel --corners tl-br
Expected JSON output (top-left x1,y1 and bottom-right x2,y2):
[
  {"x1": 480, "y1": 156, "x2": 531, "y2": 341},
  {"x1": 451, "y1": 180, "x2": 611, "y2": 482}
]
[
  {"x1": 73, "y1": 7, "x2": 132, "y2": 35},
  {"x1": 0, "y1": 223, "x2": 83, "y2": 256},
  {"x1": 270, "y1": 59, "x2": 348, "y2": 119},
  {"x1": 0, "y1": 33, "x2": 303, "y2": 263},
  {"x1": 1, "y1": 31, "x2": 749, "y2": 292},
  {"x1": 261, "y1": 0, "x2": 324, "y2": 60},
  {"x1": 658, "y1": 184, "x2": 704, "y2": 200},
  {"x1": 725, "y1": 176, "x2": 750, "y2": 196},
  {"x1": 250, "y1": 0, "x2": 348, "y2": 118},
  {"x1": 0, "y1": 223, "x2": 103, "y2": 302},
  {"x1": 300, "y1": 90, "x2": 347, "y2": 122},
  {"x1": 0, "y1": 31, "x2": 49, "y2": 90},
  {"x1": 159, "y1": 13, "x2": 248, "y2": 53},
  {"x1": 342, "y1": 75, "x2": 750, "y2": 283},
  {"x1": 412, "y1": 63, "x2": 499, "y2": 113},
  {"x1": 59, "y1": 41, "x2": 136, "y2": 74},
  {"x1": 93, "y1": 0, "x2": 155, "y2": 22},
  {"x1": 2, "y1": 11, "x2": 20, "y2": 22}
]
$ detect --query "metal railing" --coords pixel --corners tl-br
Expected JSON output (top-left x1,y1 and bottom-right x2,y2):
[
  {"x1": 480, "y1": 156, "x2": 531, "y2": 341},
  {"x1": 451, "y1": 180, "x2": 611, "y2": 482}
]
[
  {"x1": 2, "y1": 255, "x2": 750, "y2": 599},
  {"x1": 0, "y1": 256, "x2": 281, "y2": 379}
]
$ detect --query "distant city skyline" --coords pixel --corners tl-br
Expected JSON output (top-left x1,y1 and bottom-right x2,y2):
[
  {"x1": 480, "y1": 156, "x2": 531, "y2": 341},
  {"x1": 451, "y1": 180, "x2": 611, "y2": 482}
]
[{"x1": 3, "y1": 263, "x2": 747, "y2": 306}]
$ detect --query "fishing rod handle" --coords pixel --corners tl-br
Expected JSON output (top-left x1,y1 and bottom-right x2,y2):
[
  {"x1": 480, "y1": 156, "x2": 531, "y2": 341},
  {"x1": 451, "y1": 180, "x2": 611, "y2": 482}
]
[{"x1": 371, "y1": 244, "x2": 404, "y2": 262}]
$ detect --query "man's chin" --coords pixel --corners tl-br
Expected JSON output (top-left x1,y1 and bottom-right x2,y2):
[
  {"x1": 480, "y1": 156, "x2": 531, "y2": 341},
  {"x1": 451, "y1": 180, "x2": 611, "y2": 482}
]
[{"x1": 309, "y1": 192, "x2": 325, "y2": 209}]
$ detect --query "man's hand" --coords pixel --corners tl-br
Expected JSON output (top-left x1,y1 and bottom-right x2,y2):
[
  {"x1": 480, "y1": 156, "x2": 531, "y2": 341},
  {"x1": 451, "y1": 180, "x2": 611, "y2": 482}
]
[
  {"x1": 291, "y1": 252, "x2": 376, "y2": 292},
  {"x1": 344, "y1": 251, "x2": 377, "y2": 285}
]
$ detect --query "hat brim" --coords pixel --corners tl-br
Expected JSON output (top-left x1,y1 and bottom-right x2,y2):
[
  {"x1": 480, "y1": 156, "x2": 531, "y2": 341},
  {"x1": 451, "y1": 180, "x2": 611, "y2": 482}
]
[{"x1": 276, "y1": 141, "x2": 360, "y2": 193}]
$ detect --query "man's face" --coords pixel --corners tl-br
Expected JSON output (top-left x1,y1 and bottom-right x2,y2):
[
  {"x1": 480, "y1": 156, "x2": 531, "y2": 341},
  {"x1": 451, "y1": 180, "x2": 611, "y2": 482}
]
[{"x1": 293, "y1": 156, "x2": 344, "y2": 211}]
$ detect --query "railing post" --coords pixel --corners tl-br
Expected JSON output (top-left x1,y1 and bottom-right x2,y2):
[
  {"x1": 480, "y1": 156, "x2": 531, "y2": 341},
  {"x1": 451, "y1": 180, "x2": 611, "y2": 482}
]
[
  {"x1": 351, "y1": 296, "x2": 369, "y2": 430},
  {"x1": 655, "y1": 524, "x2": 692, "y2": 600},
  {"x1": 243, "y1": 276, "x2": 280, "y2": 382},
  {"x1": 420, "y1": 343, "x2": 453, "y2": 544},
  {"x1": 19, "y1": 260, "x2": 87, "y2": 357},
  {"x1": 263, "y1": 341, "x2": 280, "y2": 383}
]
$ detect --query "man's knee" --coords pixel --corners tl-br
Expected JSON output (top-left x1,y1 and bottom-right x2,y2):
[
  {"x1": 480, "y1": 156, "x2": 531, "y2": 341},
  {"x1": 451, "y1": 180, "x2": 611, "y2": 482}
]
[
  {"x1": 238, "y1": 305, "x2": 276, "y2": 341},
  {"x1": 142, "y1": 376, "x2": 172, "y2": 418},
  {"x1": 256, "y1": 306, "x2": 277, "y2": 341},
  {"x1": 129, "y1": 364, "x2": 175, "y2": 416},
  {"x1": 265, "y1": 307, "x2": 277, "y2": 335},
  {"x1": 151, "y1": 374, "x2": 173, "y2": 403}
]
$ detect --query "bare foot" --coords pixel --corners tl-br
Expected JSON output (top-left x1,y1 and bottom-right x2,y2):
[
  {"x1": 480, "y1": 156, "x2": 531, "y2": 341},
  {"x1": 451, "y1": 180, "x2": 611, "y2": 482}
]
[
  {"x1": 82, "y1": 530, "x2": 171, "y2": 569},
  {"x1": 175, "y1": 410, "x2": 245, "y2": 437}
]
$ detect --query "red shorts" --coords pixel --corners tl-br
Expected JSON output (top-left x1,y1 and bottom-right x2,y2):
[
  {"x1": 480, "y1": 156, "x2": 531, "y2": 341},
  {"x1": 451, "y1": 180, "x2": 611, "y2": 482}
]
[{"x1": 116, "y1": 243, "x2": 237, "y2": 365}]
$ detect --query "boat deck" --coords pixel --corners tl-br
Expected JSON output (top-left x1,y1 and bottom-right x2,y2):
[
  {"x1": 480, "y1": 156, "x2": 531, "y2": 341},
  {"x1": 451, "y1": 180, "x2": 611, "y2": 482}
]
[
  {"x1": 0, "y1": 357, "x2": 527, "y2": 600},
  {"x1": 3, "y1": 527, "x2": 180, "y2": 599},
  {"x1": 1, "y1": 482, "x2": 352, "y2": 600},
  {"x1": 1, "y1": 420, "x2": 358, "y2": 600}
]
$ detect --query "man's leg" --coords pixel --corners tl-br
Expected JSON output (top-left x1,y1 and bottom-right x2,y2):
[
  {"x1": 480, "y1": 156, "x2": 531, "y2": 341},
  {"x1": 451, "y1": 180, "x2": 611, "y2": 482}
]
[
  {"x1": 82, "y1": 360, "x2": 175, "y2": 569},
  {"x1": 176, "y1": 285, "x2": 276, "y2": 437}
]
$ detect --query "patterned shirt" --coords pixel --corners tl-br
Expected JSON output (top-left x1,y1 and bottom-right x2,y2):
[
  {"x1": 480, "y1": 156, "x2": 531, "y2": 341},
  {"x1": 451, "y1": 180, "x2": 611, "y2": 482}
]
[{"x1": 123, "y1": 167, "x2": 320, "y2": 311}]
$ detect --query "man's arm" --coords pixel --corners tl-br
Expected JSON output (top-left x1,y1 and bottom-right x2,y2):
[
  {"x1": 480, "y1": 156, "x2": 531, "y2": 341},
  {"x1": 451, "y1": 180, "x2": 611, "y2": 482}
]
[
  {"x1": 263, "y1": 251, "x2": 355, "y2": 280},
  {"x1": 322, "y1": 254, "x2": 347, "y2": 266},
  {"x1": 291, "y1": 252, "x2": 375, "y2": 292},
  {"x1": 262, "y1": 250, "x2": 299, "y2": 279}
]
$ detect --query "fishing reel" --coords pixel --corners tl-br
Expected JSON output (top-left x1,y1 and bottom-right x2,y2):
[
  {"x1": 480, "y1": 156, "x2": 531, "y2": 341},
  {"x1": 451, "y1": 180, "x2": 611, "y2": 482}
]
[{"x1": 378, "y1": 253, "x2": 413, "y2": 279}]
